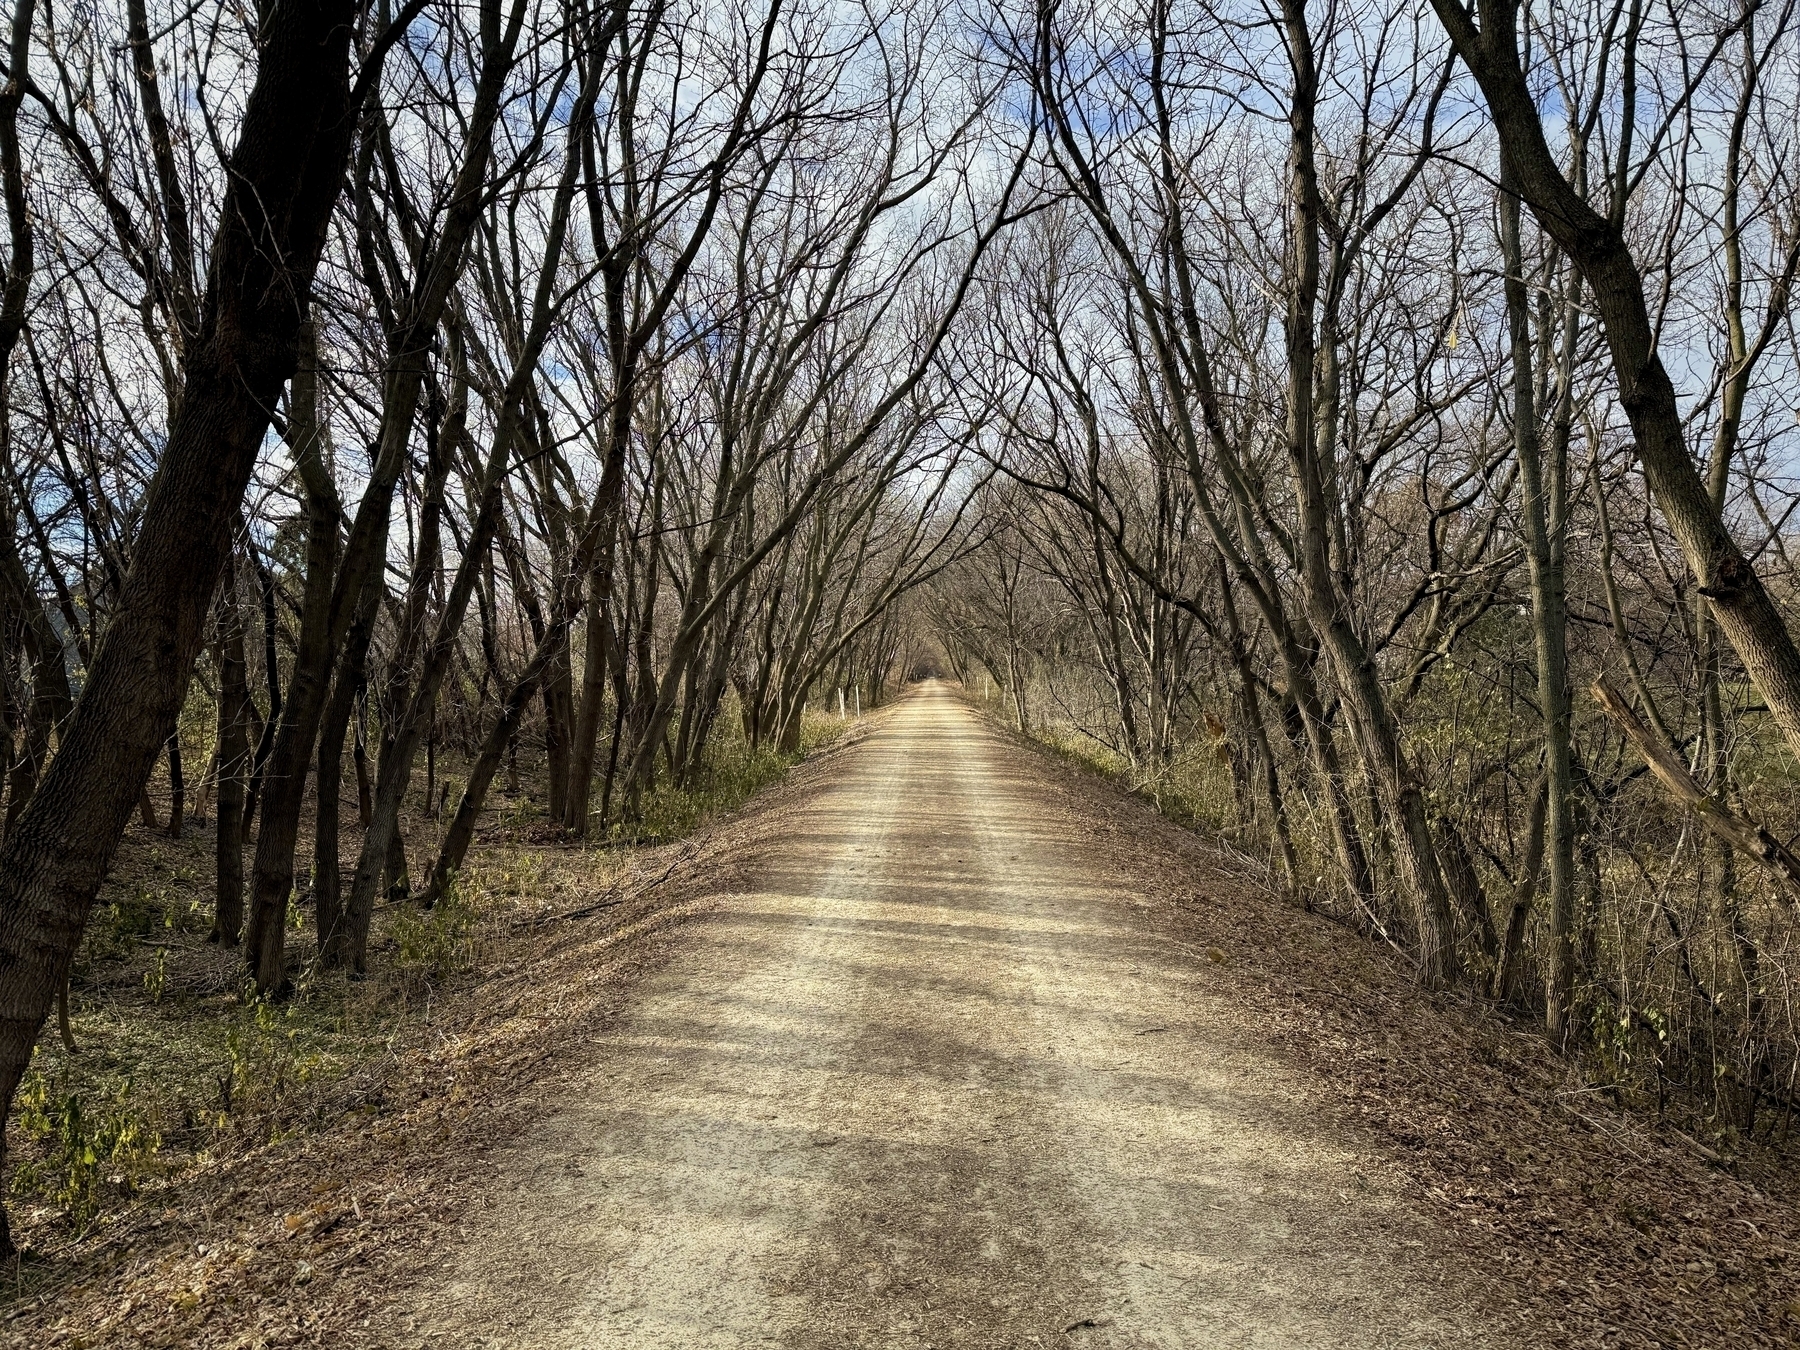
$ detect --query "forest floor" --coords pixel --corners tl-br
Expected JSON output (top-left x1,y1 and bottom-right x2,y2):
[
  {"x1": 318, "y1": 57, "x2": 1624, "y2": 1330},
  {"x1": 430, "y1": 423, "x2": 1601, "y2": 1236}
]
[{"x1": 7, "y1": 681, "x2": 1800, "y2": 1347}]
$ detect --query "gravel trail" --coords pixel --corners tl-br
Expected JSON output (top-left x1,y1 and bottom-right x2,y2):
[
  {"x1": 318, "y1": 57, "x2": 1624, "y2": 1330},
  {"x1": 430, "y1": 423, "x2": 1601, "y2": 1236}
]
[{"x1": 402, "y1": 681, "x2": 1496, "y2": 1348}]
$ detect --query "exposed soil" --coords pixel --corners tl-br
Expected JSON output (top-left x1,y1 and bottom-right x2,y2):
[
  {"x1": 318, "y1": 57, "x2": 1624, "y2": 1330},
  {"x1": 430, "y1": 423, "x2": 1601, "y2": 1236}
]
[
  {"x1": 8, "y1": 681, "x2": 1800, "y2": 1348},
  {"x1": 396, "y1": 680, "x2": 1494, "y2": 1348}
]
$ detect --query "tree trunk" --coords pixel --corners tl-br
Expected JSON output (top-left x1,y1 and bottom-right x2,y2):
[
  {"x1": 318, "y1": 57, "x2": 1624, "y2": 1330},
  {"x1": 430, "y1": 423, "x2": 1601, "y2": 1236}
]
[
  {"x1": 1282, "y1": 0, "x2": 1457, "y2": 985},
  {"x1": 213, "y1": 554, "x2": 252, "y2": 946},
  {"x1": 1499, "y1": 158, "x2": 1578, "y2": 1037},
  {"x1": 1218, "y1": 555, "x2": 1298, "y2": 891},
  {"x1": 354, "y1": 686, "x2": 373, "y2": 826},
  {"x1": 563, "y1": 566, "x2": 610, "y2": 832},
  {"x1": 0, "y1": 534, "x2": 73, "y2": 837},
  {"x1": 164, "y1": 732, "x2": 185, "y2": 839},
  {"x1": 421, "y1": 619, "x2": 569, "y2": 905},
  {"x1": 542, "y1": 632, "x2": 575, "y2": 824},
  {"x1": 1493, "y1": 775, "x2": 1548, "y2": 1003},
  {"x1": 315, "y1": 658, "x2": 368, "y2": 967},
  {"x1": 333, "y1": 45, "x2": 604, "y2": 961},
  {"x1": 240, "y1": 542, "x2": 284, "y2": 834},
  {"x1": 241, "y1": 4, "x2": 528, "y2": 988},
  {"x1": 0, "y1": 0, "x2": 360, "y2": 1256},
  {"x1": 244, "y1": 316, "x2": 340, "y2": 988}
]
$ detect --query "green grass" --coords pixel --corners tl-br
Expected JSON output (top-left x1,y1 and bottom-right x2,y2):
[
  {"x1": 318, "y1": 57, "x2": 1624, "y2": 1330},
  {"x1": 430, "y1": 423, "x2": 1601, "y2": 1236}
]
[
  {"x1": 11, "y1": 956, "x2": 378, "y2": 1240},
  {"x1": 604, "y1": 710, "x2": 850, "y2": 847}
]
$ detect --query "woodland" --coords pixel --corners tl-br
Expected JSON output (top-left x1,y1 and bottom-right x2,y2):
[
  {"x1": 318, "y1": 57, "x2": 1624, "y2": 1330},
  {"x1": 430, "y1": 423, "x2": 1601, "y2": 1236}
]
[{"x1": 0, "y1": 0, "x2": 1798, "y2": 1284}]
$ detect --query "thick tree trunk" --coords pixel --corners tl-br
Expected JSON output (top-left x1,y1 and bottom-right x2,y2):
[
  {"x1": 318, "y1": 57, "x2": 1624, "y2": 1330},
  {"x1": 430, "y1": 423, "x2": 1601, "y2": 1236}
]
[
  {"x1": 384, "y1": 828, "x2": 410, "y2": 903},
  {"x1": 0, "y1": 0, "x2": 359, "y2": 1256},
  {"x1": 1436, "y1": 815, "x2": 1499, "y2": 963},
  {"x1": 563, "y1": 434, "x2": 635, "y2": 823},
  {"x1": 681, "y1": 622, "x2": 738, "y2": 782}
]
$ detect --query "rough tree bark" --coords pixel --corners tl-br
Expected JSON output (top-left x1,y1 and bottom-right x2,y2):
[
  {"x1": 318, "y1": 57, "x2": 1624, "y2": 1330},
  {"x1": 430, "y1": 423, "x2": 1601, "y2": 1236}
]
[{"x1": 0, "y1": 0, "x2": 362, "y2": 1256}]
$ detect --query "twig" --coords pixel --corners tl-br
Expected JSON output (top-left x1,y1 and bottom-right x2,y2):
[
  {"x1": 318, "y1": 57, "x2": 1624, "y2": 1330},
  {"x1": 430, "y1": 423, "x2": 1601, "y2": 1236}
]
[
  {"x1": 1671, "y1": 1126, "x2": 1729, "y2": 1167},
  {"x1": 511, "y1": 845, "x2": 698, "y2": 930}
]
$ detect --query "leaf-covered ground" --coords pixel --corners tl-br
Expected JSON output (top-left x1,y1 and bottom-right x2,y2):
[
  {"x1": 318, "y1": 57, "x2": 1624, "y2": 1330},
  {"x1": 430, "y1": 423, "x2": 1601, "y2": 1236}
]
[{"x1": 4, "y1": 693, "x2": 1797, "y2": 1347}]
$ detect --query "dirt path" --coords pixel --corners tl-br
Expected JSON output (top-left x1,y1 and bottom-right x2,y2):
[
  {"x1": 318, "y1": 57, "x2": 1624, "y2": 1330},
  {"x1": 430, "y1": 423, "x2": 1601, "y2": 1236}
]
[{"x1": 399, "y1": 682, "x2": 1497, "y2": 1348}]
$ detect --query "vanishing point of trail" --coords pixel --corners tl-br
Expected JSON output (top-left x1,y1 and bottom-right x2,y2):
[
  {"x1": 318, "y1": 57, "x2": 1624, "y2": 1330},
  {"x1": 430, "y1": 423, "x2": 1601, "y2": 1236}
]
[{"x1": 404, "y1": 682, "x2": 1496, "y2": 1348}]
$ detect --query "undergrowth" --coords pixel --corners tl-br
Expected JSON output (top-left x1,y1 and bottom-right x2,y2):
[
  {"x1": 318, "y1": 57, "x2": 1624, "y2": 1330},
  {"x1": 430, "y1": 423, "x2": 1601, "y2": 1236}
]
[
  {"x1": 1007, "y1": 690, "x2": 1800, "y2": 1150},
  {"x1": 1028, "y1": 718, "x2": 1317, "y2": 883},
  {"x1": 608, "y1": 710, "x2": 848, "y2": 846},
  {"x1": 5, "y1": 702, "x2": 857, "y2": 1259}
]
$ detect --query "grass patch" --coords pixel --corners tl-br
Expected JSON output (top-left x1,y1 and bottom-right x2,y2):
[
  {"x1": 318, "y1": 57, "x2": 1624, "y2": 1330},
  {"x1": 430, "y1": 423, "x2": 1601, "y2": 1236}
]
[
  {"x1": 605, "y1": 710, "x2": 850, "y2": 846},
  {"x1": 1016, "y1": 708, "x2": 1337, "y2": 896},
  {"x1": 1032, "y1": 722, "x2": 1237, "y2": 834}
]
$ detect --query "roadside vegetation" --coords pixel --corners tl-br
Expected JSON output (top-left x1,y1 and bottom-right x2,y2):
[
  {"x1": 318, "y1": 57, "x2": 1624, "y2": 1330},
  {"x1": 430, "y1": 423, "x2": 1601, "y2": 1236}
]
[
  {"x1": 952, "y1": 580, "x2": 1800, "y2": 1157},
  {"x1": 3, "y1": 706, "x2": 853, "y2": 1266}
]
